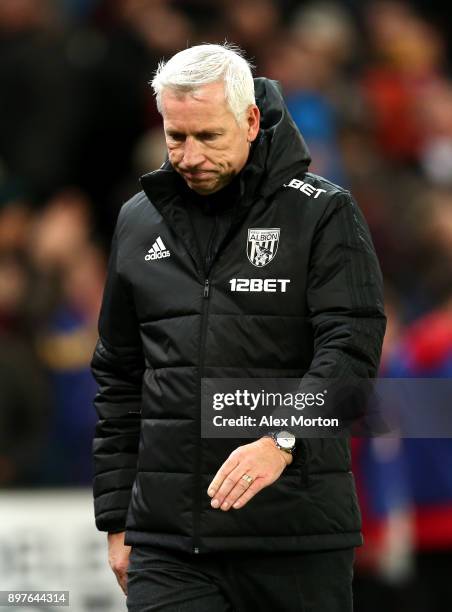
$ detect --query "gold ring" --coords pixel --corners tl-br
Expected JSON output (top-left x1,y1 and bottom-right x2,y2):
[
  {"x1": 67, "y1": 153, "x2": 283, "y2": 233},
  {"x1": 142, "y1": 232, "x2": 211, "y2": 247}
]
[{"x1": 242, "y1": 474, "x2": 253, "y2": 484}]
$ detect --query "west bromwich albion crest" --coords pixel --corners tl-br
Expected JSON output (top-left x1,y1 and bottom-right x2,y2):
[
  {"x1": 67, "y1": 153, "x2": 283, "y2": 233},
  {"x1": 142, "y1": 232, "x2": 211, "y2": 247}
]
[{"x1": 247, "y1": 228, "x2": 280, "y2": 267}]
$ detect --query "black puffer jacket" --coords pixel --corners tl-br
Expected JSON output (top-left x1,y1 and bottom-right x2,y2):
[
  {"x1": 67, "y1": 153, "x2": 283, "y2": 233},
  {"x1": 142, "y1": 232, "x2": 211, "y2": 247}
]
[{"x1": 92, "y1": 78, "x2": 386, "y2": 554}]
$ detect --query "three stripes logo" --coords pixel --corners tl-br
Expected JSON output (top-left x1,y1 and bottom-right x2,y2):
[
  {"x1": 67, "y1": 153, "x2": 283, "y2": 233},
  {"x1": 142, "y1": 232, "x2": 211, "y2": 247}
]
[{"x1": 145, "y1": 236, "x2": 171, "y2": 261}]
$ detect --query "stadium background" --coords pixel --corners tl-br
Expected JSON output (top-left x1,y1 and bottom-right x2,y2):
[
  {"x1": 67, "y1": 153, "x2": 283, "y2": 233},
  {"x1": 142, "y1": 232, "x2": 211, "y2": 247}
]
[{"x1": 1, "y1": 1, "x2": 452, "y2": 610}]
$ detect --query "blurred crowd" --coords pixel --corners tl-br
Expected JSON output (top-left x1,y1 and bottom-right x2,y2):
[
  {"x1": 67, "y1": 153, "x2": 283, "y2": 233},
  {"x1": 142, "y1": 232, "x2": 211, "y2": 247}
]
[{"x1": 1, "y1": 0, "x2": 452, "y2": 610}]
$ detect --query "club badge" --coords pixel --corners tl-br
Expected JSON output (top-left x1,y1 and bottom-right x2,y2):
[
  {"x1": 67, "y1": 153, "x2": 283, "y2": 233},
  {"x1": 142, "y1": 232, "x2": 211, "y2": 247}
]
[{"x1": 247, "y1": 228, "x2": 280, "y2": 267}]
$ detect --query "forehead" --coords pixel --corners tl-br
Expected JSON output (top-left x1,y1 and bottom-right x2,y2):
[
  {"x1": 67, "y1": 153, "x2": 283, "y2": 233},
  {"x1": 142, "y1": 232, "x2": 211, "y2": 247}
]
[{"x1": 161, "y1": 82, "x2": 234, "y2": 128}]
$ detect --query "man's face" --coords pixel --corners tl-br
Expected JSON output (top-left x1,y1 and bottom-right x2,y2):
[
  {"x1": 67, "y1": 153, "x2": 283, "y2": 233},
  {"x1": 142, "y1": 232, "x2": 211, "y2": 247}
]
[{"x1": 161, "y1": 81, "x2": 260, "y2": 195}]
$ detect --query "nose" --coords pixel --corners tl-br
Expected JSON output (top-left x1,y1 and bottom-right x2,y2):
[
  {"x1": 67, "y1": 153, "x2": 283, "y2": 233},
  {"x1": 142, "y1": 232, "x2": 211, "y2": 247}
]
[{"x1": 180, "y1": 137, "x2": 205, "y2": 170}]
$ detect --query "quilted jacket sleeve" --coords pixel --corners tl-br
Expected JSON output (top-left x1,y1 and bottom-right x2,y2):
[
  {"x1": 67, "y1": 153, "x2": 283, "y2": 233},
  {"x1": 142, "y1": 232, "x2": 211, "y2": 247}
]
[
  {"x1": 306, "y1": 190, "x2": 386, "y2": 381},
  {"x1": 91, "y1": 223, "x2": 144, "y2": 533}
]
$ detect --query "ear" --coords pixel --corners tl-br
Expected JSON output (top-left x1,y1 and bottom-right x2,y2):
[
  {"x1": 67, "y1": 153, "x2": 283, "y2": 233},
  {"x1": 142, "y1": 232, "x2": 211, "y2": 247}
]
[{"x1": 246, "y1": 105, "x2": 260, "y2": 143}]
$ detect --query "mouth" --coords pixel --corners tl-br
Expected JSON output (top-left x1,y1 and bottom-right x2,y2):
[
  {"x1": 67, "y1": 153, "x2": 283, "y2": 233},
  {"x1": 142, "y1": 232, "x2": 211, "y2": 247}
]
[{"x1": 182, "y1": 171, "x2": 214, "y2": 181}]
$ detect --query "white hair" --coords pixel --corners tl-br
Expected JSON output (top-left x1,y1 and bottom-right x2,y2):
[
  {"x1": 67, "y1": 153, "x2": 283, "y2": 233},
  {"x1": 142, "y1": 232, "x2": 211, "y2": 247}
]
[{"x1": 151, "y1": 43, "x2": 255, "y2": 123}]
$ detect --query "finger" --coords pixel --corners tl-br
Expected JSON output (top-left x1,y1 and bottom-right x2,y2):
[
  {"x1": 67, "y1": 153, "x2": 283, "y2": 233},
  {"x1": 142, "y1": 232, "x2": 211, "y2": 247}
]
[
  {"x1": 210, "y1": 462, "x2": 252, "y2": 508},
  {"x1": 118, "y1": 571, "x2": 128, "y2": 596},
  {"x1": 114, "y1": 571, "x2": 126, "y2": 595},
  {"x1": 121, "y1": 576, "x2": 128, "y2": 596},
  {"x1": 207, "y1": 454, "x2": 240, "y2": 498},
  {"x1": 218, "y1": 474, "x2": 260, "y2": 511},
  {"x1": 231, "y1": 479, "x2": 265, "y2": 509}
]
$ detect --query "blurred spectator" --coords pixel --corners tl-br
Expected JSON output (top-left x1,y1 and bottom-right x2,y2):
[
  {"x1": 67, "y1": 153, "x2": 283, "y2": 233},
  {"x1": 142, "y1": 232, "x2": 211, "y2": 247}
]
[
  {"x1": 28, "y1": 191, "x2": 106, "y2": 485},
  {"x1": 261, "y1": 2, "x2": 358, "y2": 182},
  {"x1": 0, "y1": 250, "x2": 51, "y2": 487},
  {"x1": 0, "y1": 0, "x2": 86, "y2": 200},
  {"x1": 354, "y1": 187, "x2": 452, "y2": 610},
  {"x1": 116, "y1": 0, "x2": 193, "y2": 56},
  {"x1": 221, "y1": 0, "x2": 282, "y2": 64},
  {"x1": 417, "y1": 81, "x2": 452, "y2": 185},
  {"x1": 378, "y1": 301, "x2": 452, "y2": 612},
  {"x1": 353, "y1": 290, "x2": 414, "y2": 612},
  {"x1": 0, "y1": 187, "x2": 32, "y2": 254},
  {"x1": 362, "y1": 1, "x2": 445, "y2": 165},
  {"x1": 71, "y1": 0, "x2": 195, "y2": 240}
]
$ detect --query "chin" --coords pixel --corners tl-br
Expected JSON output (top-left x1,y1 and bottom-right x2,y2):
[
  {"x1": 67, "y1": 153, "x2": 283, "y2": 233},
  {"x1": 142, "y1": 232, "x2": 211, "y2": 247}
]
[
  {"x1": 188, "y1": 179, "x2": 219, "y2": 195},
  {"x1": 191, "y1": 185, "x2": 216, "y2": 195}
]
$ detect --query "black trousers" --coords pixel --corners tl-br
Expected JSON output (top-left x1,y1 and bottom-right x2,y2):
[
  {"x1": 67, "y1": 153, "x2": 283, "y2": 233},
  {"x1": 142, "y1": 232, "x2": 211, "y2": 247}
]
[{"x1": 127, "y1": 545, "x2": 354, "y2": 612}]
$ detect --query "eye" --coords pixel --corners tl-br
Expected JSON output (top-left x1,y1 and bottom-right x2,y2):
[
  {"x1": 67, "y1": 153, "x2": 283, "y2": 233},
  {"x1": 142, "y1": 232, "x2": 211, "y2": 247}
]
[
  {"x1": 199, "y1": 132, "x2": 222, "y2": 142},
  {"x1": 167, "y1": 132, "x2": 185, "y2": 142}
]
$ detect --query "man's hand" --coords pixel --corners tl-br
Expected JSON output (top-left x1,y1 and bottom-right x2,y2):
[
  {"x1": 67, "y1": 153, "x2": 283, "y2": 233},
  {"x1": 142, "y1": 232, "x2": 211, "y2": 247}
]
[
  {"x1": 207, "y1": 437, "x2": 293, "y2": 511},
  {"x1": 107, "y1": 531, "x2": 131, "y2": 595}
]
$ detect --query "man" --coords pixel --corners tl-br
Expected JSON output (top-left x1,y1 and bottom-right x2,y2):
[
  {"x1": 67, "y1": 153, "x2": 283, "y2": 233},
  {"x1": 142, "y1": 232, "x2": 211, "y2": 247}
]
[{"x1": 92, "y1": 44, "x2": 386, "y2": 611}]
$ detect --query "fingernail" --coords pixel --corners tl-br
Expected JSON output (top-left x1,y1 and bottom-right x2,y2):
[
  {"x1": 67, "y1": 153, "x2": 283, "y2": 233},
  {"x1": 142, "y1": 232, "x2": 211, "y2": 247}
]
[
  {"x1": 233, "y1": 502, "x2": 240, "y2": 509},
  {"x1": 221, "y1": 502, "x2": 228, "y2": 510},
  {"x1": 208, "y1": 488, "x2": 215, "y2": 497},
  {"x1": 211, "y1": 499, "x2": 219, "y2": 508}
]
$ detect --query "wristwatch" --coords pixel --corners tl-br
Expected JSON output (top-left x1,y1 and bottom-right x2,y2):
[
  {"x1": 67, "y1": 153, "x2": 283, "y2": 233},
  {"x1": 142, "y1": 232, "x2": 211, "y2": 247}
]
[{"x1": 267, "y1": 430, "x2": 296, "y2": 454}]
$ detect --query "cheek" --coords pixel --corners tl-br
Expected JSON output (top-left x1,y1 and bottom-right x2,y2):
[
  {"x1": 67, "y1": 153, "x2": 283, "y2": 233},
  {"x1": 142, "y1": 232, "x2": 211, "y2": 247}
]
[
  {"x1": 221, "y1": 149, "x2": 245, "y2": 172},
  {"x1": 214, "y1": 149, "x2": 236, "y2": 170},
  {"x1": 222, "y1": 135, "x2": 248, "y2": 170},
  {"x1": 168, "y1": 148, "x2": 182, "y2": 165}
]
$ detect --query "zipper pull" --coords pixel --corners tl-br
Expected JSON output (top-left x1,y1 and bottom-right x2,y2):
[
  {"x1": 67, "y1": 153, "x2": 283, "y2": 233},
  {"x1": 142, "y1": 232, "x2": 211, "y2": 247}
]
[{"x1": 203, "y1": 279, "x2": 210, "y2": 298}]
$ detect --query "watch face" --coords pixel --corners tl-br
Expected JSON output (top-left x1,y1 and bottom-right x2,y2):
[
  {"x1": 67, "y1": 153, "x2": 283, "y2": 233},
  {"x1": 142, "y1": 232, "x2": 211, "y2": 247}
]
[{"x1": 276, "y1": 430, "x2": 296, "y2": 449}]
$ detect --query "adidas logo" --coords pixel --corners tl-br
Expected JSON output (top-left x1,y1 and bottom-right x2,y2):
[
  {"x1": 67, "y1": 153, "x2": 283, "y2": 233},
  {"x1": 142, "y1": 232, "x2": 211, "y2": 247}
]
[{"x1": 145, "y1": 236, "x2": 171, "y2": 261}]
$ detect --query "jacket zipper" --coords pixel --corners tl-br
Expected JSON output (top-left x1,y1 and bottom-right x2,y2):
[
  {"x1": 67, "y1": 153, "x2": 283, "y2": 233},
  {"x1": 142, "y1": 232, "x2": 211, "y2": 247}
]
[
  {"x1": 193, "y1": 277, "x2": 211, "y2": 554},
  {"x1": 193, "y1": 216, "x2": 217, "y2": 554}
]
